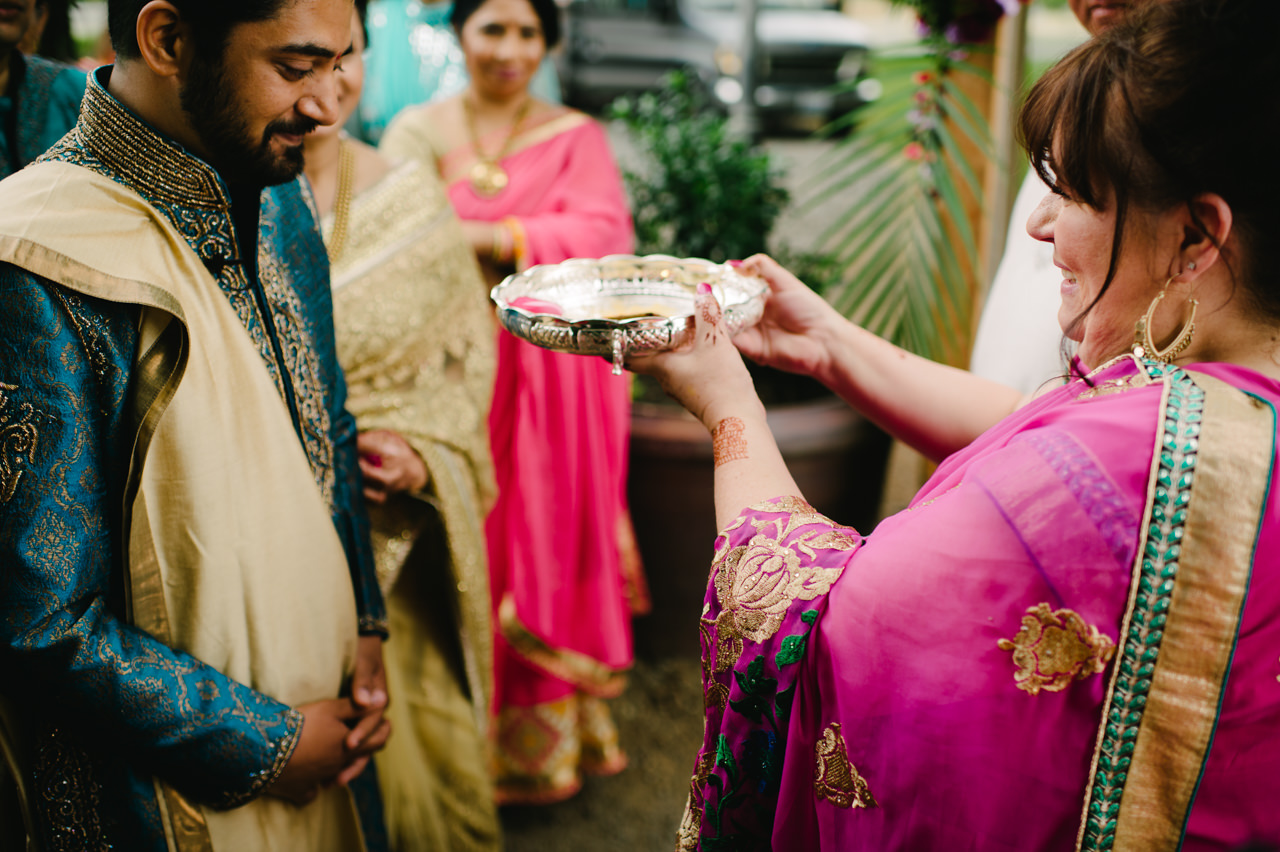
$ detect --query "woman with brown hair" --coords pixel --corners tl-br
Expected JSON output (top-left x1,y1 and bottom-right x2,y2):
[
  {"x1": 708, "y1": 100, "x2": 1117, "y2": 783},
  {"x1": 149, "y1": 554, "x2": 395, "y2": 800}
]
[{"x1": 636, "y1": 0, "x2": 1280, "y2": 848}]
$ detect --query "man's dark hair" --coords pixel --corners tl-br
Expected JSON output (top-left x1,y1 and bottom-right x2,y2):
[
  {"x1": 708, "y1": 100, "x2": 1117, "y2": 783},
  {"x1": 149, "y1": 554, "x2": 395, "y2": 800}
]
[
  {"x1": 107, "y1": 0, "x2": 294, "y2": 61},
  {"x1": 355, "y1": 0, "x2": 368, "y2": 50}
]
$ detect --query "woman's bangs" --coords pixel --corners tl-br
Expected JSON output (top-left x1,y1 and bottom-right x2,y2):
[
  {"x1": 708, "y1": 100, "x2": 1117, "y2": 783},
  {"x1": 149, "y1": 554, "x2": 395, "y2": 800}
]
[{"x1": 1019, "y1": 42, "x2": 1115, "y2": 208}]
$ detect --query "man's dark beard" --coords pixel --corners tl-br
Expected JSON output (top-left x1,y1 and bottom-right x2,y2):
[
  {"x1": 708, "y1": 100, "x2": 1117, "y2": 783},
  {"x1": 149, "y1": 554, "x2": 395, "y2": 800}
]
[{"x1": 179, "y1": 52, "x2": 317, "y2": 187}]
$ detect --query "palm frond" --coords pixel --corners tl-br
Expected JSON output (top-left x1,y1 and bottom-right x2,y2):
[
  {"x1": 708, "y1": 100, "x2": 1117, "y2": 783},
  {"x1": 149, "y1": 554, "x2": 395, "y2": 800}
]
[{"x1": 804, "y1": 42, "x2": 994, "y2": 364}]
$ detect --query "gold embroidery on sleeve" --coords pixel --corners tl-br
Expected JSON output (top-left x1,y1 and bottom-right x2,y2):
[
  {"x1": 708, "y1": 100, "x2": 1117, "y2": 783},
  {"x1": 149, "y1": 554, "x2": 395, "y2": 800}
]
[
  {"x1": 814, "y1": 723, "x2": 877, "y2": 810},
  {"x1": 0, "y1": 383, "x2": 39, "y2": 504},
  {"x1": 676, "y1": 792, "x2": 702, "y2": 851},
  {"x1": 699, "y1": 613, "x2": 738, "y2": 713},
  {"x1": 677, "y1": 748, "x2": 714, "y2": 851},
  {"x1": 713, "y1": 539, "x2": 843, "y2": 646},
  {"x1": 998, "y1": 603, "x2": 1116, "y2": 695},
  {"x1": 709, "y1": 501, "x2": 853, "y2": 648}
]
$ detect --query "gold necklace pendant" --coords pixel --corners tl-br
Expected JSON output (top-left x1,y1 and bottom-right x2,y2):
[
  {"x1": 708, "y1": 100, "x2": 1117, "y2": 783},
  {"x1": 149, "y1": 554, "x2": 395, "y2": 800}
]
[
  {"x1": 469, "y1": 160, "x2": 510, "y2": 197},
  {"x1": 463, "y1": 95, "x2": 533, "y2": 199}
]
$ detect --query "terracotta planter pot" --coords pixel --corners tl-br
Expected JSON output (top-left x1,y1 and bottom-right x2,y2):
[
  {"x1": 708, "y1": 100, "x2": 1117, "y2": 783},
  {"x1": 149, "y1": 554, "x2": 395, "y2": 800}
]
[{"x1": 627, "y1": 395, "x2": 891, "y2": 659}]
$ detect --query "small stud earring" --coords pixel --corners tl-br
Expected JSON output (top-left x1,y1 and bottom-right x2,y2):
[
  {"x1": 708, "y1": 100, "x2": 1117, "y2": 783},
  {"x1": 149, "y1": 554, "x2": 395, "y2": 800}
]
[{"x1": 1187, "y1": 261, "x2": 1197, "y2": 271}]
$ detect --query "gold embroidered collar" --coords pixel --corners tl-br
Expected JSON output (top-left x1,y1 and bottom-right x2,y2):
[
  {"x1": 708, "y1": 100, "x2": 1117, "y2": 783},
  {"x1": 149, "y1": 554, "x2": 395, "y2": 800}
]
[
  {"x1": 72, "y1": 67, "x2": 232, "y2": 214},
  {"x1": 1074, "y1": 353, "x2": 1156, "y2": 400}
]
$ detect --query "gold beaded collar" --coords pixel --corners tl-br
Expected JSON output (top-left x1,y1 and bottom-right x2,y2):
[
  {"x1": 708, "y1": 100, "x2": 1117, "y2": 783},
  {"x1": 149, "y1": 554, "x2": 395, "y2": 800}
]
[{"x1": 72, "y1": 67, "x2": 232, "y2": 214}]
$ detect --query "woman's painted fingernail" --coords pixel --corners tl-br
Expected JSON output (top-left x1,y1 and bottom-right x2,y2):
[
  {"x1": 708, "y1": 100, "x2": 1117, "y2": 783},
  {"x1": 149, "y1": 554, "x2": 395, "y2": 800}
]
[
  {"x1": 727, "y1": 259, "x2": 743, "y2": 267},
  {"x1": 697, "y1": 282, "x2": 712, "y2": 295},
  {"x1": 364, "y1": 453, "x2": 383, "y2": 467}
]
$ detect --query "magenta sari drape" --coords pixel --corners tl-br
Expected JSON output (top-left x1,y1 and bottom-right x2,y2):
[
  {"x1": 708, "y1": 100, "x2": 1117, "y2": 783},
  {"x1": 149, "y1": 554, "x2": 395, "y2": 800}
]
[
  {"x1": 445, "y1": 112, "x2": 640, "y2": 803},
  {"x1": 682, "y1": 357, "x2": 1280, "y2": 851}
]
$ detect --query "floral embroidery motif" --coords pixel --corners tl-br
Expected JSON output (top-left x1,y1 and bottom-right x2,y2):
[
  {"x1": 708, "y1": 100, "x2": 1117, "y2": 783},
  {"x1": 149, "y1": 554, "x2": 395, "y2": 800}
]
[
  {"x1": 0, "y1": 383, "x2": 39, "y2": 504},
  {"x1": 700, "y1": 610, "x2": 738, "y2": 713},
  {"x1": 677, "y1": 750, "x2": 715, "y2": 852},
  {"x1": 712, "y1": 500, "x2": 853, "y2": 646},
  {"x1": 223, "y1": 708, "x2": 303, "y2": 809},
  {"x1": 687, "y1": 498, "x2": 858, "y2": 849},
  {"x1": 998, "y1": 603, "x2": 1116, "y2": 695},
  {"x1": 676, "y1": 792, "x2": 702, "y2": 851},
  {"x1": 32, "y1": 729, "x2": 107, "y2": 852},
  {"x1": 51, "y1": 290, "x2": 114, "y2": 398},
  {"x1": 814, "y1": 723, "x2": 877, "y2": 810}
]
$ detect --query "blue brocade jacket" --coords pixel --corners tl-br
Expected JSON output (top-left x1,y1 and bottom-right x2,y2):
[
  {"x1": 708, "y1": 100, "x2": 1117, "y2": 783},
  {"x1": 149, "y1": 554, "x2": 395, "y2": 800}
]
[
  {"x1": 0, "y1": 51, "x2": 86, "y2": 178},
  {"x1": 0, "y1": 69, "x2": 386, "y2": 849}
]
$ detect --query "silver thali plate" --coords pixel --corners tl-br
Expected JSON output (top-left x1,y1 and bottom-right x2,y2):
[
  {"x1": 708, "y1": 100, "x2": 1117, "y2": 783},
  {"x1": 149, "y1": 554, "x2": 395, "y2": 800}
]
[{"x1": 490, "y1": 254, "x2": 769, "y2": 374}]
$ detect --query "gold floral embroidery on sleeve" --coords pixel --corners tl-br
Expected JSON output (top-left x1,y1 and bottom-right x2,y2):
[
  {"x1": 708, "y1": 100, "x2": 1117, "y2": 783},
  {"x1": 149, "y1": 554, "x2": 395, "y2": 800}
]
[
  {"x1": 699, "y1": 611, "x2": 738, "y2": 713},
  {"x1": 677, "y1": 749, "x2": 715, "y2": 851},
  {"x1": 815, "y1": 723, "x2": 877, "y2": 810},
  {"x1": 676, "y1": 792, "x2": 701, "y2": 852},
  {"x1": 710, "y1": 501, "x2": 854, "y2": 647},
  {"x1": 764, "y1": 495, "x2": 818, "y2": 516},
  {"x1": 713, "y1": 535, "x2": 844, "y2": 646},
  {"x1": 997, "y1": 603, "x2": 1116, "y2": 695},
  {"x1": 0, "y1": 383, "x2": 39, "y2": 504}
]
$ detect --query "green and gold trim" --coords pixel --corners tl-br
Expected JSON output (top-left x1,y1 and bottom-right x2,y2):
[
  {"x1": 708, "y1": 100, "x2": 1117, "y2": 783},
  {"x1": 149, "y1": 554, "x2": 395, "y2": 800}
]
[{"x1": 1077, "y1": 362, "x2": 1275, "y2": 851}]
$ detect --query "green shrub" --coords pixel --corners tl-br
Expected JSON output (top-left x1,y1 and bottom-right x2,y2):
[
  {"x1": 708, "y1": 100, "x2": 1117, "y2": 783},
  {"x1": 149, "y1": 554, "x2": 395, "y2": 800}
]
[{"x1": 609, "y1": 71, "x2": 789, "y2": 264}]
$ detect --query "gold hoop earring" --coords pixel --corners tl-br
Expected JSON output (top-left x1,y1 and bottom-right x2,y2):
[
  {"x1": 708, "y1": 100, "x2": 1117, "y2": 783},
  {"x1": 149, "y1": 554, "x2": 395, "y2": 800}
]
[{"x1": 1133, "y1": 276, "x2": 1198, "y2": 363}]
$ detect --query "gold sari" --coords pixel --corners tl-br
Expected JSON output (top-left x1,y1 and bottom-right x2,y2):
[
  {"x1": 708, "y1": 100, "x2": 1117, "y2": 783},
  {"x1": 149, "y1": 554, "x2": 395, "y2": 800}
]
[{"x1": 323, "y1": 156, "x2": 501, "y2": 852}]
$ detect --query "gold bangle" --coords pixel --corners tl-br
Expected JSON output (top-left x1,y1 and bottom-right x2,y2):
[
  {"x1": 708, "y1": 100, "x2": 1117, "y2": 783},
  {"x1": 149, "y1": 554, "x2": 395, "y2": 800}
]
[{"x1": 501, "y1": 216, "x2": 527, "y2": 268}]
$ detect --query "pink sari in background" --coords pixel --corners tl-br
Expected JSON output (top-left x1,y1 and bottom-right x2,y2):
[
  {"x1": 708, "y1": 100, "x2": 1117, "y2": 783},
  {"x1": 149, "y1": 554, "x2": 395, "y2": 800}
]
[
  {"x1": 680, "y1": 356, "x2": 1280, "y2": 851},
  {"x1": 418, "y1": 107, "x2": 642, "y2": 804}
]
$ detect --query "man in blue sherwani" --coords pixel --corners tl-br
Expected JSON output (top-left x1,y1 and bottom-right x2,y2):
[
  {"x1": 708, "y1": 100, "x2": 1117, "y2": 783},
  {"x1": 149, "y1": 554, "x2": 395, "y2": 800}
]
[{"x1": 0, "y1": 1, "x2": 392, "y2": 848}]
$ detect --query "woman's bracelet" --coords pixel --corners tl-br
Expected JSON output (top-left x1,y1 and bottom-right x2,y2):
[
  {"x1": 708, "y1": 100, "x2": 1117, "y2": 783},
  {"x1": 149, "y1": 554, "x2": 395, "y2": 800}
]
[{"x1": 501, "y1": 216, "x2": 527, "y2": 269}]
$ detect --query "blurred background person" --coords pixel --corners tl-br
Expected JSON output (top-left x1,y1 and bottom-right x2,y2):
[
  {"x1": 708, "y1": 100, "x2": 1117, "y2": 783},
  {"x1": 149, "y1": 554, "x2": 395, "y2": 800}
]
[
  {"x1": 17, "y1": 0, "x2": 77, "y2": 62},
  {"x1": 1, "y1": 0, "x2": 83, "y2": 178},
  {"x1": 355, "y1": 0, "x2": 560, "y2": 143},
  {"x1": 381, "y1": 0, "x2": 647, "y2": 806},
  {"x1": 302, "y1": 2, "x2": 502, "y2": 849}
]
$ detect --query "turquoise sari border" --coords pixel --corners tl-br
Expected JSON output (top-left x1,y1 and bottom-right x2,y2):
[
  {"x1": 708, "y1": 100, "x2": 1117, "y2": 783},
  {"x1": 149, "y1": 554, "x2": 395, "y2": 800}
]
[{"x1": 1080, "y1": 361, "x2": 1203, "y2": 851}]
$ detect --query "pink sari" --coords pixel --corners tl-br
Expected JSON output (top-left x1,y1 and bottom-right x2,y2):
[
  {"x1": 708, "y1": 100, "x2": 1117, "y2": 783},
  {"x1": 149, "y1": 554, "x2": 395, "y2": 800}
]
[
  {"x1": 442, "y1": 108, "x2": 642, "y2": 804},
  {"x1": 681, "y1": 356, "x2": 1280, "y2": 851}
]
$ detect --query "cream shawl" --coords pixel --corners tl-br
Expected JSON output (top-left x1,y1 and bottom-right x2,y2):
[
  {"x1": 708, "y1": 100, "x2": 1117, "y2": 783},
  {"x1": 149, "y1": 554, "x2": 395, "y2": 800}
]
[{"x1": 0, "y1": 161, "x2": 364, "y2": 852}]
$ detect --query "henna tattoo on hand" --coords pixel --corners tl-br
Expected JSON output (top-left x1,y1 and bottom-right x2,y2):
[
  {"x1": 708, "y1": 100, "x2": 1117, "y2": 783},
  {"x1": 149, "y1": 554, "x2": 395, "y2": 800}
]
[
  {"x1": 697, "y1": 282, "x2": 723, "y2": 343},
  {"x1": 712, "y1": 417, "x2": 748, "y2": 467}
]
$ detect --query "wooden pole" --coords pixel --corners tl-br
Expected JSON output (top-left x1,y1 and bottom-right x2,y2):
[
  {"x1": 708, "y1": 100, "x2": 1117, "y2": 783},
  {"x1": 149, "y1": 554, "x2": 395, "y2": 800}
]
[{"x1": 978, "y1": 5, "x2": 1029, "y2": 312}]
